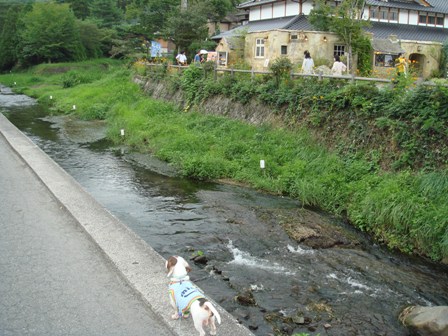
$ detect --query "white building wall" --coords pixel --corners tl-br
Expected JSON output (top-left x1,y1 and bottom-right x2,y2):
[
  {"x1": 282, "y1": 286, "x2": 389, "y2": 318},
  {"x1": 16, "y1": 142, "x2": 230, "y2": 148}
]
[
  {"x1": 408, "y1": 11, "x2": 419, "y2": 25},
  {"x1": 398, "y1": 11, "x2": 408, "y2": 24},
  {"x1": 261, "y1": 4, "x2": 273, "y2": 20},
  {"x1": 273, "y1": 1, "x2": 286, "y2": 18},
  {"x1": 249, "y1": 7, "x2": 261, "y2": 21},
  {"x1": 285, "y1": 0, "x2": 298, "y2": 16}
]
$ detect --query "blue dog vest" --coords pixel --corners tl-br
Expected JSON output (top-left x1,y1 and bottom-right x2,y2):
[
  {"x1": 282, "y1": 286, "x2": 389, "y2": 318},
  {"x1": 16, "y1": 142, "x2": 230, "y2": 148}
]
[{"x1": 168, "y1": 281, "x2": 204, "y2": 317}]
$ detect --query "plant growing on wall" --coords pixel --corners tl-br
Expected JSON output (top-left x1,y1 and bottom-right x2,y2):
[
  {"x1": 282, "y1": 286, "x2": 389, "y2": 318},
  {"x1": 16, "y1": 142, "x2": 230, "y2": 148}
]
[
  {"x1": 228, "y1": 27, "x2": 249, "y2": 68},
  {"x1": 440, "y1": 41, "x2": 448, "y2": 78}
]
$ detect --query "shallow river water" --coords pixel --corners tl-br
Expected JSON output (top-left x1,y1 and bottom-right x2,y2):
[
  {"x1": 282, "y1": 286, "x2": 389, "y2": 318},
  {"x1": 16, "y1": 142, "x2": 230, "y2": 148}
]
[{"x1": 1, "y1": 86, "x2": 448, "y2": 336}]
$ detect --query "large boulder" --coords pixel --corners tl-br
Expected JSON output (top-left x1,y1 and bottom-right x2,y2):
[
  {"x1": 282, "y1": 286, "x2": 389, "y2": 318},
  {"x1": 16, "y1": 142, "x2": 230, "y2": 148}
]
[{"x1": 401, "y1": 306, "x2": 448, "y2": 336}]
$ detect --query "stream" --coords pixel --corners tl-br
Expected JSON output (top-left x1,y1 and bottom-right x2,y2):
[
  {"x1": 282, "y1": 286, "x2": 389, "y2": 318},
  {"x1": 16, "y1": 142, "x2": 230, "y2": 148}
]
[{"x1": 1, "y1": 85, "x2": 448, "y2": 336}]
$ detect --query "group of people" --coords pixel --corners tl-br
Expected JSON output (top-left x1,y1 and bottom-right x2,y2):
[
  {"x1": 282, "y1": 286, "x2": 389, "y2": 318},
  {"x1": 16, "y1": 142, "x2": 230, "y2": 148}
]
[
  {"x1": 175, "y1": 50, "x2": 208, "y2": 66},
  {"x1": 301, "y1": 50, "x2": 347, "y2": 76}
]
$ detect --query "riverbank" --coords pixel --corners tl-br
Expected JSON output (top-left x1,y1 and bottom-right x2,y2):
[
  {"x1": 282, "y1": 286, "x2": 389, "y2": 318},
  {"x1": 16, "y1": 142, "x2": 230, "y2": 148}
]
[{"x1": 0, "y1": 59, "x2": 446, "y2": 263}]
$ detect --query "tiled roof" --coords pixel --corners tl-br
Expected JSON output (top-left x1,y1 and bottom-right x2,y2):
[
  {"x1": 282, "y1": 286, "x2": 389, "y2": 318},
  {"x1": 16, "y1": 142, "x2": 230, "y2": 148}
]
[
  {"x1": 237, "y1": 0, "x2": 277, "y2": 9},
  {"x1": 211, "y1": 16, "x2": 299, "y2": 40},
  {"x1": 366, "y1": 20, "x2": 448, "y2": 42},
  {"x1": 284, "y1": 14, "x2": 318, "y2": 30},
  {"x1": 364, "y1": 0, "x2": 448, "y2": 14},
  {"x1": 372, "y1": 38, "x2": 405, "y2": 53}
]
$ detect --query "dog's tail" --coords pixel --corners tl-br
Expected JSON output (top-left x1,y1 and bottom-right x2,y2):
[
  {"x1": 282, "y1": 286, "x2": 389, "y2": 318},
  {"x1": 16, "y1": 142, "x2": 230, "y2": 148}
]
[{"x1": 205, "y1": 302, "x2": 221, "y2": 324}]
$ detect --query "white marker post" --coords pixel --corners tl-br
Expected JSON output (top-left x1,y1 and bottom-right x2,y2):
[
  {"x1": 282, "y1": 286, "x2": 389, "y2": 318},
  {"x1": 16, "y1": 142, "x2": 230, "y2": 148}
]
[
  {"x1": 72, "y1": 105, "x2": 76, "y2": 110},
  {"x1": 50, "y1": 95, "x2": 53, "y2": 100},
  {"x1": 120, "y1": 129, "x2": 125, "y2": 136},
  {"x1": 260, "y1": 160, "x2": 265, "y2": 169}
]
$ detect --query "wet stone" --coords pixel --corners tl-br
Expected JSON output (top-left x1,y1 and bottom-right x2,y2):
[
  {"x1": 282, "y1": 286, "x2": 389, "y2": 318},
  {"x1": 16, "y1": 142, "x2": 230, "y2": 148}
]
[
  {"x1": 191, "y1": 254, "x2": 208, "y2": 265},
  {"x1": 292, "y1": 316, "x2": 305, "y2": 324},
  {"x1": 235, "y1": 290, "x2": 257, "y2": 306}
]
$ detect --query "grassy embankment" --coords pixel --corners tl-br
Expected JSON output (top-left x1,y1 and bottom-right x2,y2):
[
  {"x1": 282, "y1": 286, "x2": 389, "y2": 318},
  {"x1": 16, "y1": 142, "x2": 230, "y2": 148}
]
[{"x1": 1, "y1": 58, "x2": 447, "y2": 262}]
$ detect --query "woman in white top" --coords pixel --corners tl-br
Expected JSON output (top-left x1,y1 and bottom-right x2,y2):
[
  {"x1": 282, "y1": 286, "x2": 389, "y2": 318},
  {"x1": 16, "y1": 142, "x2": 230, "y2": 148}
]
[
  {"x1": 301, "y1": 50, "x2": 314, "y2": 75},
  {"x1": 331, "y1": 55, "x2": 347, "y2": 76},
  {"x1": 175, "y1": 51, "x2": 187, "y2": 66}
]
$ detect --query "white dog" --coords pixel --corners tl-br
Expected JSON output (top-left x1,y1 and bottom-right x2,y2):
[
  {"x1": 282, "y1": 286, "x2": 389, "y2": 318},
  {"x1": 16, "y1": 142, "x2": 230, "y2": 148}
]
[{"x1": 165, "y1": 256, "x2": 221, "y2": 336}]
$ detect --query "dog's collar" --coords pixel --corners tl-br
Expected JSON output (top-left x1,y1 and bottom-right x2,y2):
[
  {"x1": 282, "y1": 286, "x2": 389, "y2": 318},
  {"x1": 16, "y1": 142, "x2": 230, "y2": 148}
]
[{"x1": 170, "y1": 274, "x2": 189, "y2": 282}]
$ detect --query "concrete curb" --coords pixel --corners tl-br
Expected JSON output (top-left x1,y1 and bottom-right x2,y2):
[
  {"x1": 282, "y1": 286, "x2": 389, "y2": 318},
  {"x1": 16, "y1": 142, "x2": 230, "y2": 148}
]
[{"x1": 0, "y1": 112, "x2": 255, "y2": 336}]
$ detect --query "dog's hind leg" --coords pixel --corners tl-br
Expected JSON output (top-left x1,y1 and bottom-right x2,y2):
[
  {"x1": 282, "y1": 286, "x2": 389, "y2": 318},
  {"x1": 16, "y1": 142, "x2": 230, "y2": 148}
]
[
  {"x1": 209, "y1": 315, "x2": 217, "y2": 335},
  {"x1": 193, "y1": 319, "x2": 206, "y2": 336}
]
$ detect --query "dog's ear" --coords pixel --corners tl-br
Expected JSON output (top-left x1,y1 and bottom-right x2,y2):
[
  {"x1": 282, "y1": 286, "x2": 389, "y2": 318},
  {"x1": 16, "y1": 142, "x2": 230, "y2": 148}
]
[{"x1": 166, "y1": 256, "x2": 178, "y2": 276}]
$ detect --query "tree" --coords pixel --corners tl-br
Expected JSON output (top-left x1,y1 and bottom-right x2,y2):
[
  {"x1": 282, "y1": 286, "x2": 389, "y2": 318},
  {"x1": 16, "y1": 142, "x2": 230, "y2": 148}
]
[
  {"x1": 77, "y1": 20, "x2": 108, "y2": 58},
  {"x1": 162, "y1": 3, "x2": 209, "y2": 53},
  {"x1": 308, "y1": 1, "x2": 333, "y2": 32},
  {"x1": 90, "y1": 0, "x2": 124, "y2": 28},
  {"x1": 69, "y1": 0, "x2": 90, "y2": 20},
  {"x1": 125, "y1": 0, "x2": 178, "y2": 38},
  {"x1": 309, "y1": 0, "x2": 371, "y2": 74},
  {"x1": 19, "y1": 3, "x2": 86, "y2": 65},
  {"x1": 0, "y1": 6, "x2": 22, "y2": 70}
]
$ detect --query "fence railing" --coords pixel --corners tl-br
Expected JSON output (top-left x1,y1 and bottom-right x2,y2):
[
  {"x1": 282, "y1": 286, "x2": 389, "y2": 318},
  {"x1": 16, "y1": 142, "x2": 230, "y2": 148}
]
[{"x1": 145, "y1": 63, "x2": 393, "y2": 83}]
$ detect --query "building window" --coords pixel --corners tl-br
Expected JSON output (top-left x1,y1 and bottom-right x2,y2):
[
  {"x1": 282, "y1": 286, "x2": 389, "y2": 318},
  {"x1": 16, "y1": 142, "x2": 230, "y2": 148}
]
[
  {"x1": 255, "y1": 38, "x2": 265, "y2": 58},
  {"x1": 379, "y1": 8, "x2": 388, "y2": 20},
  {"x1": 334, "y1": 45, "x2": 345, "y2": 57},
  {"x1": 375, "y1": 53, "x2": 397, "y2": 67},
  {"x1": 389, "y1": 9, "x2": 398, "y2": 21},
  {"x1": 281, "y1": 45, "x2": 288, "y2": 55},
  {"x1": 419, "y1": 13, "x2": 444, "y2": 26},
  {"x1": 370, "y1": 8, "x2": 377, "y2": 19}
]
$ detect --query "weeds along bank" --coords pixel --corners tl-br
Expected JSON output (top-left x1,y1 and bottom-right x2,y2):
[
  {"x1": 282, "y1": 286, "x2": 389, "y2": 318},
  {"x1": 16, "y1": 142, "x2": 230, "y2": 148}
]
[{"x1": 1, "y1": 60, "x2": 447, "y2": 263}]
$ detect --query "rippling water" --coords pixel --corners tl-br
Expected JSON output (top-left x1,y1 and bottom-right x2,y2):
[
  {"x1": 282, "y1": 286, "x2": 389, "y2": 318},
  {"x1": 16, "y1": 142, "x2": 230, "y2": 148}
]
[{"x1": 2, "y1": 90, "x2": 448, "y2": 336}]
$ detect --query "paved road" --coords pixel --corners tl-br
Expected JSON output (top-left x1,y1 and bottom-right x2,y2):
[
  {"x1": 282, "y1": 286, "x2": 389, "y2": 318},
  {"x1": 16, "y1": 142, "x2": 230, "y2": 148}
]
[{"x1": 0, "y1": 131, "x2": 174, "y2": 335}]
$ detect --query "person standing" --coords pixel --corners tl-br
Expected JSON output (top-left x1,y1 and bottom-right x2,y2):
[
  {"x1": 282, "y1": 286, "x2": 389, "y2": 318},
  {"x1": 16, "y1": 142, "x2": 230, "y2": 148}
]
[
  {"x1": 176, "y1": 51, "x2": 187, "y2": 66},
  {"x1": 301, "y1": 50, "x2": 314, "y2": 75},
  {"x1": 193, "y1": 50, "x2": 202, "y2": 64},
  {"x1": 331, "y1": 55, "x2": 347, "y2": 76},
  {"x1": 395, "y1": 53, "x2": 408, "y2": 77}
]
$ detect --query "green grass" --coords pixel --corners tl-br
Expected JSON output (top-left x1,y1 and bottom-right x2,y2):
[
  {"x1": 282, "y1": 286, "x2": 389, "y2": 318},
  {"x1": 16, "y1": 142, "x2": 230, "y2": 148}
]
[{"x1": 1, "y1": 59, "x2": 447, "y2": 262}]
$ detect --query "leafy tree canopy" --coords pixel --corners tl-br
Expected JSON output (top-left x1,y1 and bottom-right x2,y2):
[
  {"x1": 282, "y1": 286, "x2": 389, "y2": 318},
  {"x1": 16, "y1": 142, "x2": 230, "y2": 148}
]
[
  {"x1": 162, "y1": 3, "x2": 209, "y2": 53},
  {"x1": 0, "y1": 6, "x2": 22, "y2": 70},
  {"x1": 0, "y1": 0, "x2": 245, "y2": 69},
  {"x1": 19, "y1": 3, "x2": 86, "y2": 65},
  {"x1": 89, "y1": 0, "x2": 124, "y2": 28}
]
